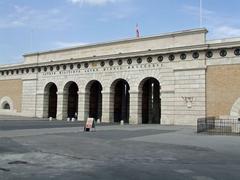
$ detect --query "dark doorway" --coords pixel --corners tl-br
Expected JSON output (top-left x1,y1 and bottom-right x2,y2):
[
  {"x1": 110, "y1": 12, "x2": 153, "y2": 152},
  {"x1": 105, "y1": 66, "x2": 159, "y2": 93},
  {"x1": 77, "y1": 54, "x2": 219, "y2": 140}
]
[
  {"x1": 48, "y1": 84, "x2": 57, "y2": 118},
  {"x1": 142, "y1": 78, "x2": 161, "y2": 124},
  {"x1": 3, "y1": 103, "x2": 10, "y2": 110},
  {"x1": 67, "y1": 82, "x2": 79, "y2": 118},
  {"x1": 114, "y1": 80, "x2": 130, "y2": 123},
  {"x1": 89, "y1": 81, "x2": 102, "y2": 120}
]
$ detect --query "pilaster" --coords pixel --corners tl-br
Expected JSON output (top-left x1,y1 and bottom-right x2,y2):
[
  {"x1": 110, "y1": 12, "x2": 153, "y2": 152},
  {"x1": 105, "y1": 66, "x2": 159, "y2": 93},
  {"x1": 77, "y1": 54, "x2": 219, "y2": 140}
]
[
  {"x1": 78, "y1": 91, "x2": 89, "y2": 121},
  {"x1": 101, "y1": 91, "x2": 113, "y2": 123},
  {"x1": 56, "y1": 91, "x2": 67, "y2": 120},
  {"x1": 129, "y1": 91, "x2": 141, "y2": 124}
]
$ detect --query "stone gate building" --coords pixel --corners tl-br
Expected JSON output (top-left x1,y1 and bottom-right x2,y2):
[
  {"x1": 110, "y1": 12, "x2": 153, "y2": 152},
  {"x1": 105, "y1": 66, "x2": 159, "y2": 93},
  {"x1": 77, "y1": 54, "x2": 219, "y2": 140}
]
[{"x1": 1, "y1": 28, "x2": 240, "y2": 125}]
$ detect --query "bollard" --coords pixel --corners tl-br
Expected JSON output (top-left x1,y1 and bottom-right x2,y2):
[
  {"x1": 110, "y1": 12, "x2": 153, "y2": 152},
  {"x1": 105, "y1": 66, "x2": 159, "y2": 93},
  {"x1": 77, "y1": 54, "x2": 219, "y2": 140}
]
[
  {"x1": 120, "y1": 120, "x2": 124, "y2": 125},
  {"x1": 49, "y1": 117, "x2": 53, "y2": 121},
  {"x1": 67, "y1": 118, "x2": 70, "y2": 122},
  {"x1": 97, "y1": 119, "x2": 101, "y2": 124}
]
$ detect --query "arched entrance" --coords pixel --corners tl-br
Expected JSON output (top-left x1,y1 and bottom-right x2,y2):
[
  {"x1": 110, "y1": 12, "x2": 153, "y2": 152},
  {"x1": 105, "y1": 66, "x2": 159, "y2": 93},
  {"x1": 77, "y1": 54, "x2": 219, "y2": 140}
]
[
  {"x1": 112, "y1": 79, "x2": 130, "y2": 123},
  {"x1": 141, "y1": 78, "x2": 161, "y2": 124},
  {"x1": 48, "y1": 84, "x2": 57, "y2": 118},
  {"x1": 0, "y1": 96, "x2": 14, "y2": 111},
  {"x1": 65, "y1": 82, "x2": 79, "y2": 118},
  {"x1": 3, "y1": 102, "x2": 10, "y2": 110},
  {"x1": 87, "y1": 81, "x2": 102, "y2": 120},
  {"x1": 43, "y1": 83, "x2": 58, "y2": 118}
]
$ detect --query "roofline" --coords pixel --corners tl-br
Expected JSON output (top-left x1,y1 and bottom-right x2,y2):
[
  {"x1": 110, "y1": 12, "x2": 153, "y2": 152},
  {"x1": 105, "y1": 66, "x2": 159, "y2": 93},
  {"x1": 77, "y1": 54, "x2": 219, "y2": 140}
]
[
  {"x1": 1, "y1": 43, "x2": 208, "y2": 70},
  {"x1": 8, "y1": 40, "x2": 240, "y2": 70},
  {"x1": 207, "y1": 37, "x2": 240, "y2": 44},
  {"x1": 23, "y1": 28, "x2": 208, "y2": 57}
]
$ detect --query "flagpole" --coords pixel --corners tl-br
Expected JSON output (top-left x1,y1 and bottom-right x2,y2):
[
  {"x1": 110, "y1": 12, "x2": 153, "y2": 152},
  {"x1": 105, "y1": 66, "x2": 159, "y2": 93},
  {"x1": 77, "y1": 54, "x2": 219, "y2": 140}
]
[{"x1": 200, "y1": 0, "x2": 203, "y2": 27}]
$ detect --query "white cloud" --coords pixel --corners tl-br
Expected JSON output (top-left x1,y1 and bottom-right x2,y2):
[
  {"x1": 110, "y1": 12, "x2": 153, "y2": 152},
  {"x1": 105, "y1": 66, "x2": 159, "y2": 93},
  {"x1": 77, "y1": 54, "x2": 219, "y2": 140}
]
[
  {"x1": 53, "y1": 41, "x2": 88, "y2": 48},
  {"x1": 182, "y1": 5, "x2": 214, "y2": 17},
  {"x1": 97, "y1": 11, "x2": 129, "y2": 22},
  {"x1": 182, "y1": 4, "x2": 240, "y2": 39},
  {"x1": 68, "y1": 0, "x2": 120, "y2": 6},
  {"x1": 97, "y1": 4, "x2": 136, "y2": 22},
  {"x1": 0, "y1": 5, "x2": 67, "y2": 29},
  {"x1": 68, "y1": 0, "x2": 117, "y2": 6},
  {"x1": 212, "y1": 26, "x2": 240, "y2": 39}
]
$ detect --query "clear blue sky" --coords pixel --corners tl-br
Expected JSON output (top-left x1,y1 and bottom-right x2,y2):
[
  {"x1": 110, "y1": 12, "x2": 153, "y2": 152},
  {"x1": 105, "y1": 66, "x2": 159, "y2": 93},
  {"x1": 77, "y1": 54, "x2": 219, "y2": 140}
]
[{"x1": 1, "y1": 0, "x2": 240, "y2": 65}]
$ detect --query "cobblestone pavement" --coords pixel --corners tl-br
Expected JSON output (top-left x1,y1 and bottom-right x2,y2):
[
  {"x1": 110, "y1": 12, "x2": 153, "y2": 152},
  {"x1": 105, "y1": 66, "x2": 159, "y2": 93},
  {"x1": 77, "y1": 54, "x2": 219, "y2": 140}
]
[
  {"x1": 0, "y1": 116, "x2": 240, "y2": 180},
  {"x1": 0, "y1": 115, "x2": 113, "y2": 131}
]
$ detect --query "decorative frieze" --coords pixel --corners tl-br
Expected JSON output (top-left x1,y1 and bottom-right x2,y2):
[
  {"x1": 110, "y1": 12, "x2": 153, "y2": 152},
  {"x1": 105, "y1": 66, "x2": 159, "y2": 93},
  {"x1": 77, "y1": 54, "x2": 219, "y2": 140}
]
[{"x1": 1, "y1": 47, "x2": 240, "y2": 77}]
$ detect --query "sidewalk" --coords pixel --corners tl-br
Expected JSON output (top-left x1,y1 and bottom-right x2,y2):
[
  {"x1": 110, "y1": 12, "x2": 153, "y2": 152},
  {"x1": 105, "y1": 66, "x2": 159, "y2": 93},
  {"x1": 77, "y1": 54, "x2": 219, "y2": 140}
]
[{"x1": 128, "y1": 127, "x2": 240, "y2": 156}]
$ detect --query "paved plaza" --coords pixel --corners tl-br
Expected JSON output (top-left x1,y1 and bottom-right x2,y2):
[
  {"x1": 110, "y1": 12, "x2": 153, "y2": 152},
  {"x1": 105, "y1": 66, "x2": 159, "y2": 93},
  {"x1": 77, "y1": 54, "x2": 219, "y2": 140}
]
[{"x1": 0, "y1": 116, "x2": 240, "y2": 180}]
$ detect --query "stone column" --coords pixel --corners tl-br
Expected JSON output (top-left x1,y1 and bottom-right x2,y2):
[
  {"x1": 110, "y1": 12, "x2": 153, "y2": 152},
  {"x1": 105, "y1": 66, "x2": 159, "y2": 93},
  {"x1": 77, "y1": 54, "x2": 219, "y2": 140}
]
[
  {"x1": 129, "y1": 91, "x2": 141, "y2": 124},
  {"x1": 77, "y1": 91, "x2": 89, "y2": 121},
  {"x1": 56, "y1": 91, "x2": 67, "y2": 120},
  {"x1": 35, "y1": 92, "x2": 47, "y2": 118},
  {"x1": 101, "y1": 91, "x2": 113, "y2": 123}
]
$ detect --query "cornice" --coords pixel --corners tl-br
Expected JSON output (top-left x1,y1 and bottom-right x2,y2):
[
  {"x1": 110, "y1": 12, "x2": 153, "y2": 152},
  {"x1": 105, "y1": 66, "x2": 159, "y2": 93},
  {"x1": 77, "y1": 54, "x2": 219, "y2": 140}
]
[
  {"x1": 1, "y1": 40, "x2": 240, "y2": 71},
  {"x1": 23, "y1": 28, "x2": 207, "y2": 57},
  {"x1": 0, "y1": 44, "x2": 208, "y2": 70}
]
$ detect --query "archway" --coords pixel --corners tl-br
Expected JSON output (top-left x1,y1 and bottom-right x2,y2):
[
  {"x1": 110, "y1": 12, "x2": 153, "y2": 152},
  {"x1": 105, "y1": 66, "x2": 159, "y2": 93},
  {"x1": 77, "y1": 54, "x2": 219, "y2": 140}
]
[
  {"x1": 3, "y1": 102, "x2": 10, "y2": 110},
  {"x1": 65, "y1": 82, "x2": 79, "y2": 118},
  {"x1": 87, "y1": 81, "x2": 103, "y2": 120},
  {"x1": 43, "y1": 82, "x2": 58, "y2": 118},
  {"x1": 48, "y1": 84, "x2": 57, "y2": 118},
  {"x1": 141, "y1": 78, "x2": 161, "y2": 124},
  {"x1": 112, "y1": 79, "x2": 130, "y2": 123},
  {"x1": 0, "y1": 96, "x2": 14, "y2": 111}
]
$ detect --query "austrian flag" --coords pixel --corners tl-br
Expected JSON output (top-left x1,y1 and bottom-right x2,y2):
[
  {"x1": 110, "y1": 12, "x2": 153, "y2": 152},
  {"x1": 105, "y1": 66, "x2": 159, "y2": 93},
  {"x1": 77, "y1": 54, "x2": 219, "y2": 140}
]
[{"x1": 136, "y1": 24, "x2": 140, "y2": 38}]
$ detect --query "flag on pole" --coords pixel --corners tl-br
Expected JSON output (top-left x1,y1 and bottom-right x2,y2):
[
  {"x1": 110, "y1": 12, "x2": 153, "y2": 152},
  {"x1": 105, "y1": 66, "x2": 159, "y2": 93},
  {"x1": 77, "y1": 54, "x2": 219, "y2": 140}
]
[{"x1": 136, "y1": 24, "x2": 140, "y2": 38}]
